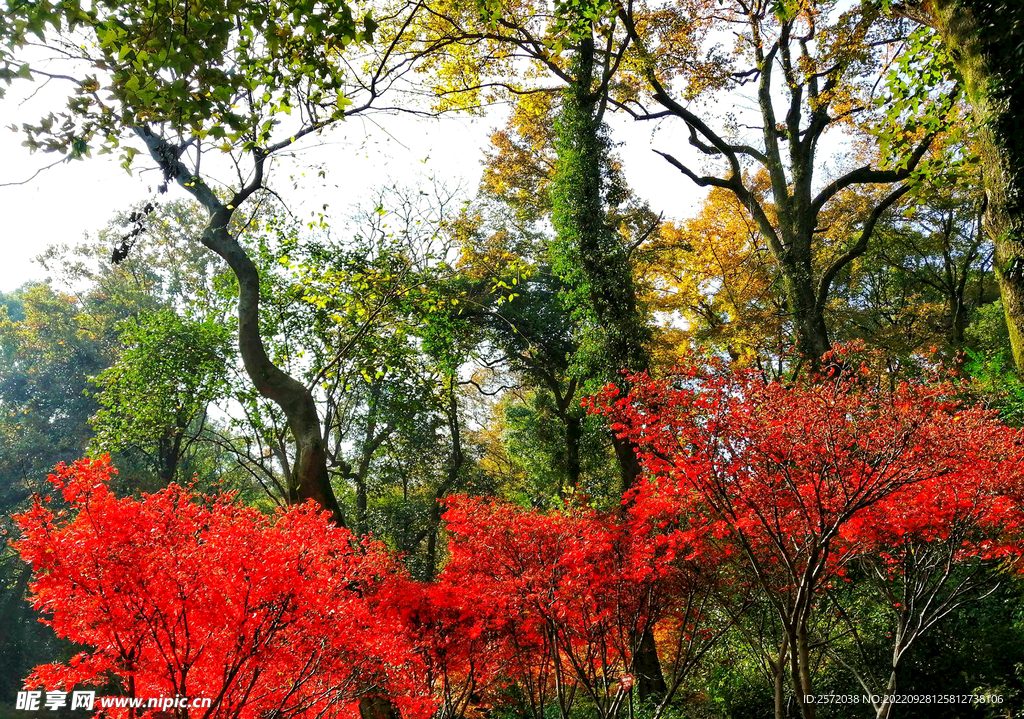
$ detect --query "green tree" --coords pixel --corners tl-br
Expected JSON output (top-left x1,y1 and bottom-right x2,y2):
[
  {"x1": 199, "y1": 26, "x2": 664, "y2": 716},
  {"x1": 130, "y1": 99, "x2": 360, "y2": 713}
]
[
  {"x1": 0, "y1": 285, "x2": 104, "y2": 490},
  {"x1": 831, "y1": 173, "x2": 994, "y2": 366},
  {"x1": 618, "y1": 1, "x2": 955, "y2": 369},
  {"x1": 0, "y1": 284, "x2": 105, "y2": 703},
  {"x1": 1, "y1": 0, "x2": 430, "y2": 530},
  {"x1": 533, "y1": 3, "x2": 666, "y2": 698},
  {"x1": 89, "y1": 309, "x2": 231, "y2": 482},
  {"x1": 489, "y1": 271, "x2": 588, "y2": 495}
]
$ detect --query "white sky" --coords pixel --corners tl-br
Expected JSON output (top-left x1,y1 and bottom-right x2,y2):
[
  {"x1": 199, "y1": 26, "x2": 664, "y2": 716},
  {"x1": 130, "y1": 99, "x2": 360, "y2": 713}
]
[{"x1": 0, "y1": 84, "x2": 703, "y2": 294}]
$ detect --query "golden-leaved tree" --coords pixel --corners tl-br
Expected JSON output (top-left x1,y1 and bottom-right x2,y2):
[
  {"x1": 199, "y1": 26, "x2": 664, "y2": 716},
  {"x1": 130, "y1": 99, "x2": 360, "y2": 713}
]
[{"x1": 615, "y1": 0, "x2": 959, "y2": 369}]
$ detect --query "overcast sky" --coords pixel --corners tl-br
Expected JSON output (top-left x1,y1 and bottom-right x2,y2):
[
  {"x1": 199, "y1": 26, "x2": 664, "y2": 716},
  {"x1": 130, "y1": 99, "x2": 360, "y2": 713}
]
[{"x1": 0, "y1": 80, "x2": 704, "y2": 294}]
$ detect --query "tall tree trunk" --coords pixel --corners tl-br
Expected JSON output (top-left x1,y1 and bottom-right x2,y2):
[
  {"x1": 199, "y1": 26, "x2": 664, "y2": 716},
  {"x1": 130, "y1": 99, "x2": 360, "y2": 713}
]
[
  {"x1": 425, "y1": 375, "x2": 463, "y2": 581},
  {"x1": 551, "y1": 33, "x2": 653, "y2": 493},
  {"x1": 774, "y1": 636, "x2": 789, "y2": 719},
  {"x1": 549, "y1": 30, "x2": 665, "y2": 701},
  {"x1": 794, "y1": 620, "x2": 816, "y2": 719},
  {"x1": 355, "y1": 477, "x2": 369, "y2": 536},
  {"x1": 550, "y1": 37, "x2": 651, "y2": 383},
  {"x1": 634, "y1": 627, "x2": 667, "y2": 701},
  {"x1": 564, "y1": 413, "x2": 582, "y2": 490},
  {"x1": 136, "y1": 126, "x2": 389, "y2": 718},
  {"x1": 357, "y1": 697, "x2": 399, "y2": 719},
  {"x1": 206, "y1": 216, "x2": 393, "y2": 714},
  {"x1": 611, "y1": 435, "x2": 644, "y2": 493},
  {"x1": 136, "y1": 127, "x2": 345, "y2": 526},
  {"x1": 902, "y1": 0, "x2": 1024, "y2": 371},
  {"x1": 157, "y1": 419, "x2": 188, "y2": 483},
  {"x1": 551, "y1": 378, "x2": 582, "y2": 496},
  {"x1": 157, "y1": 434, "x2": 179, "y2": 483},
  {"x1": 875, "y1": 665, "x2": 900, "y2": 719}
]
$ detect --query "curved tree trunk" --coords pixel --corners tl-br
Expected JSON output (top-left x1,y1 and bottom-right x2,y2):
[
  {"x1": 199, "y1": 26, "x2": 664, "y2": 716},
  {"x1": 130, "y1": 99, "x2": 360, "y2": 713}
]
[
  {"x1": 135, "y1": 126, "x2": 345, "y2": 526},
  {"x1": 202, "y1": 219, "x2": 346, "y2": 526},
  {"x1": 136, "y1": 126, "x2": 397, "y2": 718}
]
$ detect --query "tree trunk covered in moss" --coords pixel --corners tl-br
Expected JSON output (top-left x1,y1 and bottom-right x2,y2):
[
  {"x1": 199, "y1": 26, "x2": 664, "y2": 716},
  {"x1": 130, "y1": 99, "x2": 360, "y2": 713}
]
[
  {"x1": 550, "y1": 33, "x2": 652, "y2": 491},
  {"x1": 549, "y1": 30, "x2": 666, "y2": 700},
  {"x1": 901, "y1": 0, "x2": 1024, "y2": 370}
]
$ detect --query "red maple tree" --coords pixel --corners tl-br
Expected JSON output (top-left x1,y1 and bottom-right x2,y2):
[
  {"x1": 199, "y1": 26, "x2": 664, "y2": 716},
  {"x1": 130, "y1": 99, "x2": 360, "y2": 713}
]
[
  {"x1": 433, "y1": 495, "x2": 720, "y2": 719},
  {"x1": 589, "y1": 349, "x2": 1024, "y2": 719},
  {"x1": 14, "y1": 456, "x2": 429, "y2": 719},
  {"x1": 384, "y1": 568, "x2": 508, "y2": 719},
  {"x1": 18, "y1": 349, "x2": 1024, "y2": 719}
]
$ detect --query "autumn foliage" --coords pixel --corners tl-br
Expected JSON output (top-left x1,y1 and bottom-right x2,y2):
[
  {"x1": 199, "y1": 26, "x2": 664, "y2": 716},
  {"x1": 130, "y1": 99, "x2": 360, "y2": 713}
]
[
  {"x1": 590, "y1": 351, "x2": 1024, "y2": 580},
  {"x1": 429, "y1": 496, "x2": 706, "y2": 719},
  {"x1": 14, "y1": 354, "x2": 1024, "y2": 719},
  {"x1": 14, "y1": 457, "x2": 427, "y2": 719},
  {"x1": 589, "y1": 348, "x2": 1024, "y2": 715}
]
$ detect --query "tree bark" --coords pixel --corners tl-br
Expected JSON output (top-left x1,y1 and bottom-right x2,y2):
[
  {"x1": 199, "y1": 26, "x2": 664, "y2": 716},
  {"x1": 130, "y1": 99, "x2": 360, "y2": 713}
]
[
  {"x1": 774, "y1": 635, "x2": 789, "y2": 719},
  {"x1": 611, "y1": 434, "x2": 644, "y2": 494},
  {"x1": 634, "y1": 626, "x2": 668, "y2": 701},
  {"x1": 134, "y1": 128, "x2": 397, "y2": 719},
  {"x1": 355, "y1": 476, "x2": 369, "y2": 536},
  {"x1": 551, "y1": 33, "x2": 653, "y2": 491},
  {"x1": 550, "y1": 376, "x2": 583, "y2": 496},
  {"x1": 357, "y1": 696, "x2": 398, "y2": 719},
  {"x1": 901, "y1": 0, "x2": 1024, "y2": 371},
  {"x1": 783, "y1": 264, "x2": 832, "y2": 369},
  {"x1": 794, "y1": 621, "x2": 815, "y2": 719},
  {"x1": 875, "y1": 665, "x2": 900, "y2": 719},
  {"x1": 564, "y1": 413, "x2": 582, "y2": 490},
  {"x1": 425, "y1": 375, "x2": 463, "y2": 581},
  {"x1": 203, "y1": 220, "x2": 346, "y2": 526},
  {"x1": 157, "y1": 432, "x2": 183, "y2": 483},
  {"x1": 134, "y1": 127, "x2": 346, "y2": 526}
]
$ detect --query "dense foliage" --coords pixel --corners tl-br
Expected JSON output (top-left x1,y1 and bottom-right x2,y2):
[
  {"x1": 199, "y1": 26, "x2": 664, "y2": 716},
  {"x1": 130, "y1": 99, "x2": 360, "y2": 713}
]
[{"x1": 15, "y1": 457, "x2": 424, "y2": 719}]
